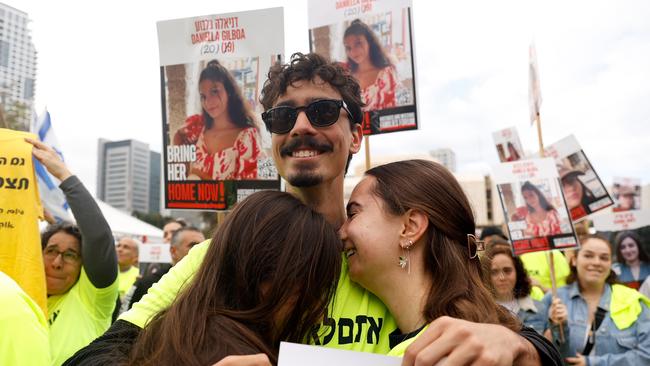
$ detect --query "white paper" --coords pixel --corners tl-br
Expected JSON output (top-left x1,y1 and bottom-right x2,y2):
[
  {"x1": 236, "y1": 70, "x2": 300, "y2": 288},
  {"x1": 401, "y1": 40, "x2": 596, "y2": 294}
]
[
  {"x1": 138, "y1": 243, "x2": 172, "y2": 263},
  {"x1": 592, "y1": 209, "x2": 650, "y2": 232},
  {"x1": 278, "y1": 342, "x2": 401, "y2": 366}
]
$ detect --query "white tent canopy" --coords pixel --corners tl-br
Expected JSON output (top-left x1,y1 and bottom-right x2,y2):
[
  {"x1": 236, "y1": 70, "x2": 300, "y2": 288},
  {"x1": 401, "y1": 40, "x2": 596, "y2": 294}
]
[
  {"x1": 95, "y1": 200, "x2": 164, "y2": 244},
  {"x1": 40, "y1": 198, "x2": 164, "y2": 244}
]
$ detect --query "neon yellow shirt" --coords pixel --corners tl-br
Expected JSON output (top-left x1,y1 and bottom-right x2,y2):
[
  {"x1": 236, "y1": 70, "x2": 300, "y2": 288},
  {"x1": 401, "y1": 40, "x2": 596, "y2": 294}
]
[
  {"x1": 0, "y1": 271, "x2": 50, "y2": 365},
  {"x1": 520, "y1": 250, "x2": 570, "y2": 290},
  {"x1": 48, "y1": 268, "x2": 118, "y2": 366},
  {"x1": 120, "y1": 241, "x2": 397, "y2": 354},
  {"x1": 118, "y1": 266, "x2": 140, "y2": 300}
]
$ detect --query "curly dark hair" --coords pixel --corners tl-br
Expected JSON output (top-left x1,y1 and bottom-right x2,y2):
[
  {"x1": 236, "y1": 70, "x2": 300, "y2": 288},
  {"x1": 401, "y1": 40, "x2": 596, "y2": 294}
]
[
  {"x1": 199, "y1": 60, "x2": 256, "y2": 130},
  {"x1": 41, "y1": 222, "x2": 82, "y2": 251},
  {"x1": 260, "y1": 52, "x2": 364, "y2": 127},
  {"x1": 259, "y1": 52, "x2": 364, "y2": 174},
  {"x1": 484, "y1": 241, "x2": 532, "y2": 299},
  {"x1": 343, "y1": 19, "x2": 392, "y2": 73}
]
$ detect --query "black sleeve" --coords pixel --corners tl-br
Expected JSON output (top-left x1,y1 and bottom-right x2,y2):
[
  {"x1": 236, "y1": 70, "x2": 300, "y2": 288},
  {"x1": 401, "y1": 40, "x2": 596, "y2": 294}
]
[
  {"x1": 125, "y1": 271, "x2": 165, "y2": 312},
  {"x1": 520, "y1": 325, "x2": 563, "y2": 366},
  {"x1": 62, "y1": 320, "x2": 140, "y2": 366},
  {"x1": 60, "y1": 175, "x2": 117, "y2": 288}
]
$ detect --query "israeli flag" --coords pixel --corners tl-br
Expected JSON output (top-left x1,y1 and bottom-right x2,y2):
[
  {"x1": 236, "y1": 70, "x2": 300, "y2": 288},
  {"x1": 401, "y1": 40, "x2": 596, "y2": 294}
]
[{"x1": 31, "y1": 108, "x2": 71, "y2": 222}]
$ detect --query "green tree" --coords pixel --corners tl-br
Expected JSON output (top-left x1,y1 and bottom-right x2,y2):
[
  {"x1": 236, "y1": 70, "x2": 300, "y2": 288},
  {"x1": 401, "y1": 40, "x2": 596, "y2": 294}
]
[{"x1": 0, "y1": 101, "x2": 30, "y2": 131}]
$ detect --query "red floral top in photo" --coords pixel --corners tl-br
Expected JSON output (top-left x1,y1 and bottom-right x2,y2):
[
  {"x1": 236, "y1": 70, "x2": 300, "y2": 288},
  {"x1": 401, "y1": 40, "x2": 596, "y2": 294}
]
[
  {"x1": 524, "y1": 209, "x2": 562, "y2": 237},
  {"x1": 178, "y1": 114, "x2": 262, "y2": 180},
  {"x1": 361, "y1": 66, "x2": 399, "y2": 111}
]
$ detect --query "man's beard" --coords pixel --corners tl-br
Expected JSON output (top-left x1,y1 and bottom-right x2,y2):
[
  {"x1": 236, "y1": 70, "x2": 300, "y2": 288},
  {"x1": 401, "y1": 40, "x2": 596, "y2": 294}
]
[{"x1": 288, "y1": 171, "x2": 323, "y2": 187}]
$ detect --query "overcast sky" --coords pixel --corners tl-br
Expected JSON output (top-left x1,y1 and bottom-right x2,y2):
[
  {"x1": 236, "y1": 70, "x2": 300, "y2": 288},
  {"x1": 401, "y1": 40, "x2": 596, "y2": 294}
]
[{"x1": 12, "y1": 0, "x2": 650, "y2": 194}]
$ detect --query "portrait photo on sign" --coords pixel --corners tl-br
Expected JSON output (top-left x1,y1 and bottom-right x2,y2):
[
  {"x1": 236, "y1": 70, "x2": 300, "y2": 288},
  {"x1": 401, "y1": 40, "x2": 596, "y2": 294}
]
[
  {"x1": 158, "y1": 8, "x2": 282, "y2": 210},
  {"x1": 492, "y1": 126, "x2": 524, "y2": 163},
  {"x1": 612, "y1": 177, "x2": 641, "y2": 212},
  {"x1": 164, "y1": 57, "x2": 275, "y2": 182},
  {"x1": 544, "y1": 135, "x2": 613, "y2": 221},
  {"x1": 494, "y1": 158, "x2": 578, "y2": 255},
  {"x1": 308, "y1": 0, "x2": 417, "y2": 135}
]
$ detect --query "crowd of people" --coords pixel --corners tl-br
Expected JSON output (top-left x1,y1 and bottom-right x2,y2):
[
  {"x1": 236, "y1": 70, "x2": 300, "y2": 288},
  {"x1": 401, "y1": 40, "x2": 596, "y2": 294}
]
[{"x1": 2, "y1": 50, "x2": 649, "y2": 366}]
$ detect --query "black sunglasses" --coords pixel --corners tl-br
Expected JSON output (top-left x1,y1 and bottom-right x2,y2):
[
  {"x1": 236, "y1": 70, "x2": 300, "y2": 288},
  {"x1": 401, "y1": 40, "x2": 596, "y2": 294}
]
[{"x1": 261, "y1": 99, "x2": 354, "y2": 134}]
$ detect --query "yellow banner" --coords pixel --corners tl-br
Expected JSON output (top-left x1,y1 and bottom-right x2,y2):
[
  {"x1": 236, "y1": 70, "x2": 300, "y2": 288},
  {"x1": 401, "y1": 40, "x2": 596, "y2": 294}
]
[{"x1": 0, "y1": 128, "x2": 47, "y2": 316}]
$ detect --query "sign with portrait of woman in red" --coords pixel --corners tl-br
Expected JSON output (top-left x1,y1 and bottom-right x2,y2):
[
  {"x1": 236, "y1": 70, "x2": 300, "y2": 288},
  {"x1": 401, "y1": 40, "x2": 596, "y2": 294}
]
[
  {"x1": 308, "y1": 0, "x2": 418, "y2": 136},
  {"x1": 494, "y1": 158, "x2": 578, "y2": 256},
  {"x1": 157, "y1": 8, "x2": 282, "y2": 210}
]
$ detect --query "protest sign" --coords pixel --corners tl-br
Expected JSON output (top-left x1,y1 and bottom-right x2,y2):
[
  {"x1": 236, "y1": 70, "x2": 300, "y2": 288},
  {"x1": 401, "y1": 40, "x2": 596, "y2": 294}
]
[
  {"x1": 138, "y1": 243, "x2": 172, "y2": 264},
  {"x1": 612, "y1": 177, "x2": 641, "y2": 212},
  {"x1": 308, "y1": 0, "x2": 417, "y2": 136},
  {"x1": 494, "y1": 158, "x2": 578, "y2": 255},
  {"x1": 543, "y1": 135, "x2": 613, "y2": 221},
  {"x1": 157, "y1": 8, "x2": 282, "y2": 210},
  {"x1": 593, "y1": 209, "x2": 650, "y2": 232},
  {"x1": 0, "y1": 128, "x2": 47, "y2": 315},
  {"x1": 278, "y1": 342, "x2": 401, "y2": 366},
  {"x1": 492, "y1": 126, "x2": 524, "y2": 163}
]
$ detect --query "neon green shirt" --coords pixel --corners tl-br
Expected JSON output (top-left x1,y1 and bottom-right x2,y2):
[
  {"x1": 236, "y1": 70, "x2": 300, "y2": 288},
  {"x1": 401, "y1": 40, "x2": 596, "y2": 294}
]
[
  {"x1": 520, "y1": 250, "x2": 570, "y2": 290},
  {"x1": 120, "y1": 240, "x2": 397, "y2": 354},
  {"x1": 0, "y1": 271, "x2": 50, "y2": 365},
  {"x1": 118, "y1": 266, "x2": 140, "y2": 299},
  {"x1": 48, "y1": 268, "x2": 118, "y2": 366}
]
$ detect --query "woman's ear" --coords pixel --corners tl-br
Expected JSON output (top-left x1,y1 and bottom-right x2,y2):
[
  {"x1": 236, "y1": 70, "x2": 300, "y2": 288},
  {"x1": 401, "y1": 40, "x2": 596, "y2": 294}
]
[{"x1": 400, "y1": 209, "x2": 428, "y2": 247}]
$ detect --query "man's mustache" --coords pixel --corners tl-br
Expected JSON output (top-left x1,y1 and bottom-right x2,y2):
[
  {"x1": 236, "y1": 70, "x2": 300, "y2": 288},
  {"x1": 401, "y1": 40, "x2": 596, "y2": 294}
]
[{"x1": 280, "y1": 136, "x2": 333, "y2": 157}]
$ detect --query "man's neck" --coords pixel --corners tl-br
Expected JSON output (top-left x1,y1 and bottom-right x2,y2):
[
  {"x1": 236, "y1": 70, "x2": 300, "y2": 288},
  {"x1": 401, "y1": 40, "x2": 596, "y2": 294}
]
[
  {"x1": 119, "y1": 264, "x2": 132, "y2": 272},
  {"x1": 287, "y1": 175, "x2": 346, "y2": 228}
]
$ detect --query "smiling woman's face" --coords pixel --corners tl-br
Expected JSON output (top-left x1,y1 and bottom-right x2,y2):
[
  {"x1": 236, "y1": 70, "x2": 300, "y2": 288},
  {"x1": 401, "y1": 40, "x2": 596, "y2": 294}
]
[
  {"x1": 43, "y1": 231, "x2": 82, "y2": 295},
  {"x1": 575, "y1": 237, "x2": 612, "y2": 288}
]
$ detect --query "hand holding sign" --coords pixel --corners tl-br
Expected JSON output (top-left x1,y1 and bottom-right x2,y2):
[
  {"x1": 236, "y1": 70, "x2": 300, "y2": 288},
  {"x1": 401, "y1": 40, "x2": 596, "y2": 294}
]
[{"x1": 25, "y1": 137, "x2": 72, "y2": 183}]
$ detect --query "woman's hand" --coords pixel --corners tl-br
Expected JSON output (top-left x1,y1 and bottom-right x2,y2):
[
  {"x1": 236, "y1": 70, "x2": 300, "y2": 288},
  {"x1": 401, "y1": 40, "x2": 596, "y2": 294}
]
[
  {"x1": 25, "y1": 138, "x2": 72, "y2": 182},
  {"x1": 565, "y1": 353, "x2": 586, "y2": 366},
  {"x1": 548, "y1": 297, "x2": 568, "y2": 325}
]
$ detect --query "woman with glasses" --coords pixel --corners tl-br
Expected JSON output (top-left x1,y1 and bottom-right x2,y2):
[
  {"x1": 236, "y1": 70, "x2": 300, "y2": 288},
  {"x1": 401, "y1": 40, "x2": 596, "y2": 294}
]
[
  {"x1": 484, "y1": 242, "x2": 545, "y2": 334},
  {"x1": 173, "y1": 59, "x2": 264, "y2": 180},
  {"x1": 27, "y1": 138, "x2": 118, "y2": 366}
]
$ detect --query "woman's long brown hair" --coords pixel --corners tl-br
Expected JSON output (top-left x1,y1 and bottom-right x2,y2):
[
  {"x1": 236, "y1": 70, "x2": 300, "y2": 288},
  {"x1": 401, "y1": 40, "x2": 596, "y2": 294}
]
[
  {"x1": 366, "y1": 160, "x2": 520, "y2": 331},
  {"x1": 129, "y1": 191, "x2": 342, "y2": 365}
]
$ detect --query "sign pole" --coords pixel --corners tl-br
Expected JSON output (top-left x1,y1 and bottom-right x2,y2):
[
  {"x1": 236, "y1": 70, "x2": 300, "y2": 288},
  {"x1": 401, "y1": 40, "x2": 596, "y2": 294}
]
[
  {"x1": 537, "y1": 112, "x2": 564, "y2": 342},
  {"x1": 364, "y1": 136, "x2": 371, "y2": 171}
]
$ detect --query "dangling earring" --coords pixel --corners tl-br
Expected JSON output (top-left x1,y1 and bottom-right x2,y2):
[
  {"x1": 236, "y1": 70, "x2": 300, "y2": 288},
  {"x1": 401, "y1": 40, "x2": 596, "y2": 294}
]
[{"x1": 399, "y1": 239, "x2": 414, "y2": 274}]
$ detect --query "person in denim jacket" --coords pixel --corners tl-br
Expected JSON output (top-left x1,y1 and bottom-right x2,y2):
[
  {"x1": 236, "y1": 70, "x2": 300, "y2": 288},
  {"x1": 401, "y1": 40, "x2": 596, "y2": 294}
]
[
  {"x1": 485, "y1": 242, "x2": 546, "y2": 334},
  {"x1": 542, "y1": 234, "x2": 650, "y2": 365}
]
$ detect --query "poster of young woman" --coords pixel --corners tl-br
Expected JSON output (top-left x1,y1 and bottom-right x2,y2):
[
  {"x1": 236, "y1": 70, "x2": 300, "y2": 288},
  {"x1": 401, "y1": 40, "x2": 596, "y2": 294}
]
[
  {"x1": 308, "y1": 0, "x2": 418, "y2": 136},
  {"x1": 494, "y1": 158, "x2": 578, "y2": 256},
  {"x1": 492, "y1": 126, "x2": 524, "y2": 163},
  {"x1": 612, "y1": 177, "x2": 642, "y2": 212},
  {"x1": 157, "y1": 8, "x2": 282, "y2": 210},
  {"x1": 543, "y1": 135, "x2": 613, "y2": 221}
]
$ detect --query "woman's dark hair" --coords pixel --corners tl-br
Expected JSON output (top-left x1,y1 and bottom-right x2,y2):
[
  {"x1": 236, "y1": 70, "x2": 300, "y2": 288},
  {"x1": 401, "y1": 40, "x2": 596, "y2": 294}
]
[
  {"x1": 129, "y1": 191, "x2": 342, "y2": 365},
  {"x1": 506, "y1": 142, "x2": 520, "y2": 160},
  {"x1": 484, "y1": 242, "x2": 532, "y2": 299},
  {"x1": 365, "y1": 159, "x2": 520, "y2": 332},
  {"x1": 615, "y1": 230, "x2": 650, "y2": 264},
  {"x1": 343, "y1": 19, "x2": 392, "y2": 73},
  {"x1": 521, "y1": 181, "x2": 554, "y2": 213},
  {"x1": 566, "y1": 234, "x2": 617, "y2": 285},
  {"x1": 199, "y1": 59, "x2": 256, "y2": 129},
  {"x1": 41, "y1": 222, "x2": 82, "y2": 251}
]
